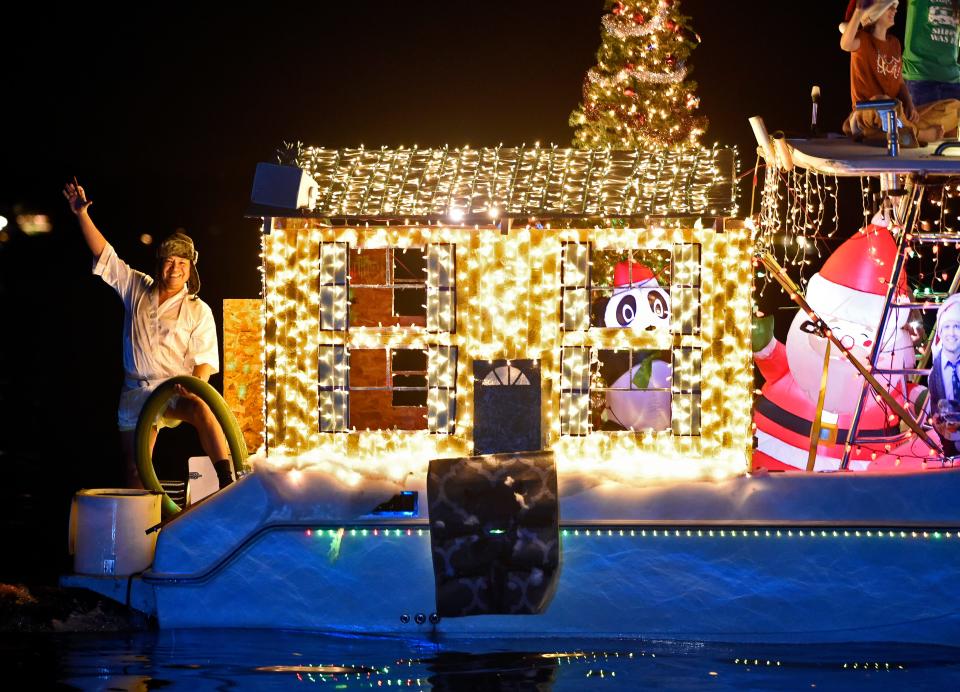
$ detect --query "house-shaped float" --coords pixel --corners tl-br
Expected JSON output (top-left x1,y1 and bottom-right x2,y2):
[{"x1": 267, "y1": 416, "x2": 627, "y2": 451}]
[
  {"x1": 228, "y1": 144, "x2": 751, "y2": 483},
  {"x1": 64, "y1": 141, "x2": 960, "y2": 642}
]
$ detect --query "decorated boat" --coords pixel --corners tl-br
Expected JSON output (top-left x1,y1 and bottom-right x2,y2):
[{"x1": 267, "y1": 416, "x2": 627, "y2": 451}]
[{"x1": 61, "y1": 131, "x2": 960, "y2": 643}]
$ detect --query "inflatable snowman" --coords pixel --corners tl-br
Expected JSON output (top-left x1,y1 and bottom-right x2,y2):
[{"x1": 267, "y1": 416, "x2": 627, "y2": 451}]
[
  {"x1": 753, "y1": 217, "x2": 926, "y2": 471},
  {"x1": 603, "y1": 261, "x2": 672, "y2": 431}
]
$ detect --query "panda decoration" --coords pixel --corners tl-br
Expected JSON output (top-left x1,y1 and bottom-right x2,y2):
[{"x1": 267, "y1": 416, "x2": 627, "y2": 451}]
[
  {"x1": 602, "y1": 261, "x2": 673, "y2": 432},
  {"x1": 603, "y1": 262, "x2": 670, "y2": 331}
]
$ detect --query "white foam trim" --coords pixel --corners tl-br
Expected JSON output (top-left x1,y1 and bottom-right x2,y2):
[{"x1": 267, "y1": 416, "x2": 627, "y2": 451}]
[{"x1": 755, "y1": 430, "x2": 870, "y2": 472}]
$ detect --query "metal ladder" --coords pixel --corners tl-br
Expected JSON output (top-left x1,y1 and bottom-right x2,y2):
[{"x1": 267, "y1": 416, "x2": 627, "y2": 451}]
[{"x1": 839, "y1": 170, "x2": 960, "y2": 469}]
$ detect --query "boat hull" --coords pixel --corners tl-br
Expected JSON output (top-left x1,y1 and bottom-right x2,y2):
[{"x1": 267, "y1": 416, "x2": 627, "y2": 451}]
[
  {"x1": 146, "y1": 521, "x2": 960, "y2": 642},
  {"x1": 66, "y1": 468, "x2": 960, "y2": 643}
]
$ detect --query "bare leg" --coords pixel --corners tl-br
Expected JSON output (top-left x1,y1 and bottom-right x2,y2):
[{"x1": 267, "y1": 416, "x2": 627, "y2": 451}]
[
  {"x1": 918, "y1": 124, "x2": 945, "y2": 143},
  {"x1": 165, "y1": 395, "x2": 230, "y2": 462},
  {"x1": 165, "y1": 392, "x2": 234, "y2": 488},
  {"x1": 120, "y1": 427, "x2": 157, "y2": 489}
]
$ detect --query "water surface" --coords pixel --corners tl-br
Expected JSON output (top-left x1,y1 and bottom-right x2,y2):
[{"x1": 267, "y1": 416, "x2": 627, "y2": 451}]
[{"x1": 5, "y1": 629, "x2": 960, "y2": 690}]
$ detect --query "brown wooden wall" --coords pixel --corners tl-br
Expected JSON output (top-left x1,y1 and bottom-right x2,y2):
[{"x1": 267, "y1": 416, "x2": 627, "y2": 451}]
[{"x1": 223, "y1": 299, "x2": 264, "y2": 453}]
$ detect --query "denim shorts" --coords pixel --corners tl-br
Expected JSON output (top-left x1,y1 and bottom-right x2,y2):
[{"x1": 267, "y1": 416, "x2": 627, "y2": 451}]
[{"x1": 906, "y1": 79, "x2": 960, "y2": 107}]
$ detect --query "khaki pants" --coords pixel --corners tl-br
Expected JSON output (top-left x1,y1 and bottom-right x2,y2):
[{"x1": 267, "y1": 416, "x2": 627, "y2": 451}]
[{"x1": 844, "y1": 97, "x2": 960, "y2": 146}]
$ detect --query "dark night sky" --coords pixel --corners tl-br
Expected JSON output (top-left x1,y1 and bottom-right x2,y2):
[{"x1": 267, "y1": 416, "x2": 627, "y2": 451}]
[
  {"x1": 0, "y1": 2, "x2": 866, "y2": 576},
  {"x1": 5, "y1": 3, "x2": 853, "y2": 240},
  {"x1": 2, "y1": 1, "x2": 856, "y2": 320}
]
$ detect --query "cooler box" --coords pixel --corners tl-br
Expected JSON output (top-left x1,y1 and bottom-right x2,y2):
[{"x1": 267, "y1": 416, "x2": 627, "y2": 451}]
[{"x1": 69, "y1": 489, "x2": 162, "y2": 576}]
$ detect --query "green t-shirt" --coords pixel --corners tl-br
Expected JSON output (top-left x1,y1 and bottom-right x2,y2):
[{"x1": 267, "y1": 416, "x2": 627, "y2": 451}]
[{"x1": 903, "y1": 0, "x2": 960, "y2": 83}]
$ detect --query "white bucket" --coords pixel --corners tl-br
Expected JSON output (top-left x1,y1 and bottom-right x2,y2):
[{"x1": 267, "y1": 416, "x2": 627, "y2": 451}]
[{"x1": 69, "y1": 489, "x2": 162, "y2": 576}]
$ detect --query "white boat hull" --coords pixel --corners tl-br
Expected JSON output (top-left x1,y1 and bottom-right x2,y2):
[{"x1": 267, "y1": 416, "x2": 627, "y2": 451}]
[{"x1": 65, "y1": 468, "x2": 960, "y2": 643}]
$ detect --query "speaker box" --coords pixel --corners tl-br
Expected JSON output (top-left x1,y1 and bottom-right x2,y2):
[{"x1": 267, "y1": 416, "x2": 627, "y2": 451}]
[{"x1": 251, "y1": 163, "x2": 319, "y2": 210}]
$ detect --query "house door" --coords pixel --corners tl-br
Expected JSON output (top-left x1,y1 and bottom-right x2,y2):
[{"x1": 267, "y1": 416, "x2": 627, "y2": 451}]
[{"x1": 473, "y1": 359, "x2": 541, "y2": 455}]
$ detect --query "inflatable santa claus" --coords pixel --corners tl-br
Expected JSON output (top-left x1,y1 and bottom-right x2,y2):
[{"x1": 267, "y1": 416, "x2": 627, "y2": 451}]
[
  {"x1": 603, "y1": 261, "x2": 672, "y2": 431},
  {"x1": 753, "y1": 217, "x2": 928, "y2": 471}
]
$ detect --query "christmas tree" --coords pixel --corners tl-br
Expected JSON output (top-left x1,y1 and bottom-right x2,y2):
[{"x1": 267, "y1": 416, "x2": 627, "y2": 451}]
[{"x1": 570, "y1": 0, "x2": 708, "y2": 148}]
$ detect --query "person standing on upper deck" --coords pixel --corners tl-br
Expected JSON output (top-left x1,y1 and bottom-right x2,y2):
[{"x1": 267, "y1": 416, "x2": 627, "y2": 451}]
[
  {"x1": 904, "y1": 0, "x2": 960, "y2": 113},
  {"x1": 841, "y1": 0, "x2": 950, "y2": 144}
]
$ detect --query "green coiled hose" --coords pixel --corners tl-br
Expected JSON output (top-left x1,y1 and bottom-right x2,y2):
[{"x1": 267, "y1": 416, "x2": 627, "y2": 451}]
[{"x1": 134, "y1": 376, "x2": 249, "y2": 517}]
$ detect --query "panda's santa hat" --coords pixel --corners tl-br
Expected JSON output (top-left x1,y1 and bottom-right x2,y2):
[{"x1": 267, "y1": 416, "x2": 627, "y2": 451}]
[
  {"x1": 804, "y1": 212, "x2": 909, "y2": 328},
  {"x1": 613, "y1": 260, "x2": 658, "y2": 289}
]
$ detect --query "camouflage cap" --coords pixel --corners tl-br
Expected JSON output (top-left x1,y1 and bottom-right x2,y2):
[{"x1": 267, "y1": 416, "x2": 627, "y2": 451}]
[{"x1": 157, "y1": 232, "x2": 200, "y2": 295}]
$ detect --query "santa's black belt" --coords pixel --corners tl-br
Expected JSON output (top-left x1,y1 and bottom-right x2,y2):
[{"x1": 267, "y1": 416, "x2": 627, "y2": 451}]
[{"x1": 756, "y1": 397, "x2": 900, "y2": 444}]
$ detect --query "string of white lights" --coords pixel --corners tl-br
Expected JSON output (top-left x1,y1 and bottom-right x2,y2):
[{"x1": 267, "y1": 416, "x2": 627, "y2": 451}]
[
  {"x1": 259, "y1": 216, "x2": 754, "y2": 484},
  {"x1": 297, "y1": 146, "x2": 736, "y2": 219}
]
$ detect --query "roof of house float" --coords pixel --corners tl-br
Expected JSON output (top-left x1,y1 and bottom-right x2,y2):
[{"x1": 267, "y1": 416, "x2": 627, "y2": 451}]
[{"x1": 251, "y1": 144, "x2": 737, "y2": 223}]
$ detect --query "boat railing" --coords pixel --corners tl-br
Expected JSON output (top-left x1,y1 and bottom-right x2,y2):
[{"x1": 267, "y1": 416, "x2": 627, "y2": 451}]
[{"x1": 854, "y1": 98, "x2": 901, "y2": 157}]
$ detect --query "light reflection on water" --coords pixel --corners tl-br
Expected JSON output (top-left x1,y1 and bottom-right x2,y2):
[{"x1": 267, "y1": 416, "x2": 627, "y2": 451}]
[{"x1": 4, "y1": 630, "x2": 960, "y2": 690}]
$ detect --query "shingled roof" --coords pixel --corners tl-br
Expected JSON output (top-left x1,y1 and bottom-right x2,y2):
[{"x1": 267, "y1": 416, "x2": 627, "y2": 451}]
[{"x1": 280, "y1": 145, "x2": 736, "y2": 221}]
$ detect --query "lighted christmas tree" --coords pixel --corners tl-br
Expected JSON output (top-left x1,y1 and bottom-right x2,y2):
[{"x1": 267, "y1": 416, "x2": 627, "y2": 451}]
[{"x1": 570, "y1": 0, "x2": 708, "y2": 148}]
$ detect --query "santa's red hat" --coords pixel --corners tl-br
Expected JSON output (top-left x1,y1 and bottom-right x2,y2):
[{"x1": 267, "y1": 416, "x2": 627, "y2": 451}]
[
  {"x1": 805, "y1": 217, "x2": 908, "y2": 327},
  {"x1": 613, "y1": 261, "x2": 656, "y2": 288}
]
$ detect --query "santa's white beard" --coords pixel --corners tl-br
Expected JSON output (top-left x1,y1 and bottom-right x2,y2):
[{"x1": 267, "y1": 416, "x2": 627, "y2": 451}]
[{"x1": 784, "y1": 310, "x2": 910, "y2": 413}]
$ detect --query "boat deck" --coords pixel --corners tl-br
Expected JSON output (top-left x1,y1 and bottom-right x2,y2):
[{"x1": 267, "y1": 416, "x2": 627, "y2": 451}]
[{"x1": 780, "y1": 136, "x2": 960, "y2": 176}]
